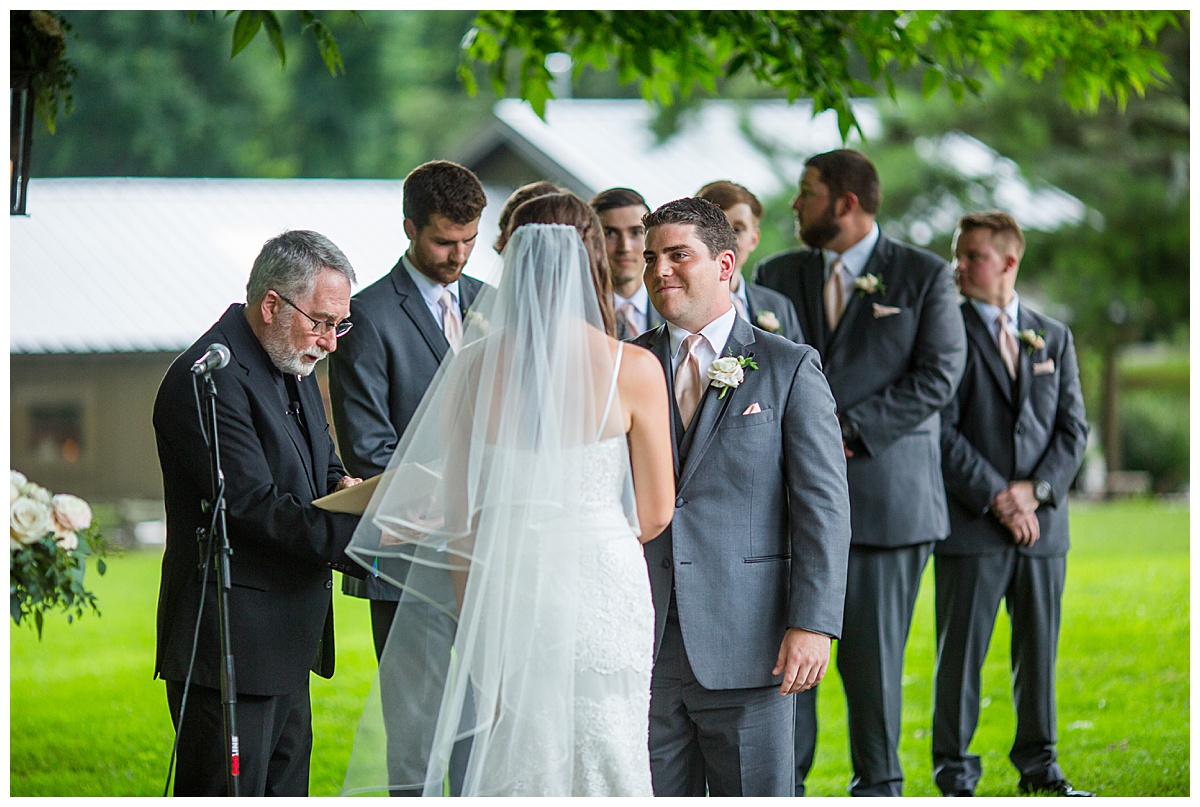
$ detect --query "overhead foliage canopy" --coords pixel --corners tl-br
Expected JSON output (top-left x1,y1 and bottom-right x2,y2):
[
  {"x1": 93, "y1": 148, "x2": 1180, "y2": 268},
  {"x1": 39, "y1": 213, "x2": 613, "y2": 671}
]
[{"x1": 459, "y1": 10, "x2": 1184, "y2": 139}]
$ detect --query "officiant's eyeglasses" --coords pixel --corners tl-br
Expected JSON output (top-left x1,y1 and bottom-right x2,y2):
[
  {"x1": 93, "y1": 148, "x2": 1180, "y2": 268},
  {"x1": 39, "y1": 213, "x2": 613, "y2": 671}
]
[{"x1": 275, "y1": 292, "x2": 353, "y2": 338}]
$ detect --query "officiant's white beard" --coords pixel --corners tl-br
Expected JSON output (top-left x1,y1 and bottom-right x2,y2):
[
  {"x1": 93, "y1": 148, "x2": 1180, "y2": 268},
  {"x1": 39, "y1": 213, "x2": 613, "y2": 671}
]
[{"x1": 262, "y1": 309, "x2": 328, "y2": 377}]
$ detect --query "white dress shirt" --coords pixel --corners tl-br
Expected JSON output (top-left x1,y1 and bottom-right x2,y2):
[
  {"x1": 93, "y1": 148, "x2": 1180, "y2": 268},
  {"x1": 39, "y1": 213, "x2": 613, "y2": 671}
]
[
  {"x1": 403, "y1": 253, "x2": 461, "y2": 328},
  {"x1": 969, "y1": 293, "x2": 1021, "y2": 351},
  {"x1": 667, "y1": 306, "x2": 738, "y2": 376},
  {"x1": 613, "y1": 284, "x2": 652, "y2": 336},
  {"x1": 823, "y1": 222, "x2": 881, "y2": 299}
]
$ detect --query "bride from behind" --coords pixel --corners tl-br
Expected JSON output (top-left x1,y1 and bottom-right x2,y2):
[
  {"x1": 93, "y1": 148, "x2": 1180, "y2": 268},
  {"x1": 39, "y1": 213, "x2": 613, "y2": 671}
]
[{"x1": 343, "y1": 193, "x2": 674, "y2": 796}]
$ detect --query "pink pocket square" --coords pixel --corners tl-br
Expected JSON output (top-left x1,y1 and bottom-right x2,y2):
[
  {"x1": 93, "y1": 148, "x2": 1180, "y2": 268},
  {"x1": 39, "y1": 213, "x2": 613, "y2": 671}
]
[
  {"x1": 872, "y1": 303, "x2": 902, "y2": 318},
  {"x1": 1033, "y1": 359, "x2": 1056, "y2": 375},
  {"x1": 742, "y1": 402, "x2": 762, "y2": 415}
]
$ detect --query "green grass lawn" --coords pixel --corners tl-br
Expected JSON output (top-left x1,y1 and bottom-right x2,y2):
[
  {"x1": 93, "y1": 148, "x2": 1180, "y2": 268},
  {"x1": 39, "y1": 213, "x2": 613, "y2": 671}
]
[{"x1": 9, "y1": 499, "x2": 1189, "y2": 796}]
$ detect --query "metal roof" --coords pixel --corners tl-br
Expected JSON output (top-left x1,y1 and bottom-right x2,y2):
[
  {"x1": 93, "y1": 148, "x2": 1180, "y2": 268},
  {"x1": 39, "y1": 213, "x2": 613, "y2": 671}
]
[{"x1": 11, "y1": 177, "x2": 508, "y2": 354}]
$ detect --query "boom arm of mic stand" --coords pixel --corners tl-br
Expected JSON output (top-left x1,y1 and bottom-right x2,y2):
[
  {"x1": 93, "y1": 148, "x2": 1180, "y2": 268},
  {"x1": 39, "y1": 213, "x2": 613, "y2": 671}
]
[{"x1": 201, "y1": 371, "x2": 241, "y2": 796}]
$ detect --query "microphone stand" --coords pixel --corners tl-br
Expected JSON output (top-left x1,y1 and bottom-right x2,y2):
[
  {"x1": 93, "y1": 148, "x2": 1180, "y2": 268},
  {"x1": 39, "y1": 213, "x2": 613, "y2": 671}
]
[{"x1": 200, "y1": 370, "x2": 240, "y2": 796}]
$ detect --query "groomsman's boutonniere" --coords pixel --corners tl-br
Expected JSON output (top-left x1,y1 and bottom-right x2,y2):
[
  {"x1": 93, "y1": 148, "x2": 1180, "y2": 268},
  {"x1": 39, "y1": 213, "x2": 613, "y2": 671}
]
[
  {"x1": 1019, "y1": 329, "x2": 1046, "y2": 354},
  {"x1": 756, "y1": 310, "x2": 781, "y2": 333},
  {"x1": 708, "y1": 353, "x2": 758, "y2": 399},
  {"x1": 464, "y1": 309, "x2": 490, "y2": 334},
  {"x1": 853, "y1": 273, "x2": 886, "y2": 296}
]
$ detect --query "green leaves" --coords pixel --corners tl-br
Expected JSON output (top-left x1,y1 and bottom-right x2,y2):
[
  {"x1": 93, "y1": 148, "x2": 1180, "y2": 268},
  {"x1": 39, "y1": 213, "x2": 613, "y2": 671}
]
[
  {"x1": 11, "y1": 527, "x2": 110, "y2": 640},
  {"x1": 461, "y1": 10, "x2": 1183, "y2": 140},
  {"x1": 224, "y1": 10, "x2": 346, "y2": 76}
]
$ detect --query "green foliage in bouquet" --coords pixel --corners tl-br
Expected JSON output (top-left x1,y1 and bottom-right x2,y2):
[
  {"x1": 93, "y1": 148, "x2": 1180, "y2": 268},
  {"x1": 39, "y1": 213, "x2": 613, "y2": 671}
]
[{"x1": 10, "y1": 471, "x2": 109, "y2": 638}]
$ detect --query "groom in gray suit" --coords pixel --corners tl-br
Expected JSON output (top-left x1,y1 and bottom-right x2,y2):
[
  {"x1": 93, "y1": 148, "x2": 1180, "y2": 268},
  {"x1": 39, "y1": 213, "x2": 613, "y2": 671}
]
[
  {"x1": 633, "y1": 197, "x2": 851, "y2": 797},
  {"x1": 756, "y1": 149, "x2": 967, "y2": 795}
]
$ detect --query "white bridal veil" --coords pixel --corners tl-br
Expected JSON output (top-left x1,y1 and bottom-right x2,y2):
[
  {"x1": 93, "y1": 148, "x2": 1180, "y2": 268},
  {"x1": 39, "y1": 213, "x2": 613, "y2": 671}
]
[{"x1": 342, "y1": 223, "x2": 640, "y2": 796}]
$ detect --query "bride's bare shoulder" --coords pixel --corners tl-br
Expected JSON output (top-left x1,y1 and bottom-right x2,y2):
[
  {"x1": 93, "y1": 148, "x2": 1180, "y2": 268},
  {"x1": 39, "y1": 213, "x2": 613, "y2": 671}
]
[{"x1": 616, "y1": 341, "x2": 666, "y2": 390}]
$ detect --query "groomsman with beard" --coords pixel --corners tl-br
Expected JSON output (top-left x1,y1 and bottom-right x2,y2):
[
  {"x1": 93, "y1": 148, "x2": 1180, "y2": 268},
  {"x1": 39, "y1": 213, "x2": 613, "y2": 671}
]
[
  {"x1": 590, "y1": 187, "x2": 665, "y2": 339},
  {"x1": 756, "y1": 149, "x2": 966, "y2": 796},
  {"x1": 328, "y1": 160, "x2": 487, "y2": 794},
  {"x1": 694, "y1": 180, "x2": 804, "y2": 344},
  {"x1": 934, "y1": 212, "x2": 1091, "y2": 797},
  {"x1": 634, "y1": 197, "x2": 851, "y2": 797}
]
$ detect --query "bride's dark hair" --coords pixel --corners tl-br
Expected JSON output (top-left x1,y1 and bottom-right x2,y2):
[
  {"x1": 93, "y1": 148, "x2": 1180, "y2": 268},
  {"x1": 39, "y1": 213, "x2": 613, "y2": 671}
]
[{"x1": 508, "y1": 192, "x2": 616, "y2": 337}]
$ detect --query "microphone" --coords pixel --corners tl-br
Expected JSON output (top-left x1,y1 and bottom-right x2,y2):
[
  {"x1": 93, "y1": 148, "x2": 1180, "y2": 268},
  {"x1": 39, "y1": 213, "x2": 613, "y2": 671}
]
[
  {"x1": 287, "y1": 401, "x2": 301, "y2": 418},
  {"x1": 191, "y1": 343, "x2": 231, "y2": 375}
]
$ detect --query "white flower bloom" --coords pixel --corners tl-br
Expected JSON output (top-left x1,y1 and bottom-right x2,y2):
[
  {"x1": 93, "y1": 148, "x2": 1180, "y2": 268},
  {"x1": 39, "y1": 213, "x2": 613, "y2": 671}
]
[
  {"x1": 55, "y1": 531, "x2": 79, "y2": 552},
  {"x1": 1020, "y1": 329, "x2": 1046, "y2": 351},
  {"x1": 708, "y1": 356, "x2": 745, "y2": 390},
  {"x1": 854, "y1": 273, "x2": 885, "y2": 295},
  {"x1": 21, "y1": 482, "x2": 52, "y2": 504},
  {"x1": 11, "y1": 496, "x2": 52, "y2": 545},
  {"x1": 756, "y1": 311, "x2": 781, "y2": 333},
  {"x1": 51, "y1": 494, "x2": 92, "y2": 532},
  {"x1": 10, "y1": 481, "x2": 20, "y2": 505},
  {"x1": 11, "y1": 470, "x2": 28, "y2": 489}
]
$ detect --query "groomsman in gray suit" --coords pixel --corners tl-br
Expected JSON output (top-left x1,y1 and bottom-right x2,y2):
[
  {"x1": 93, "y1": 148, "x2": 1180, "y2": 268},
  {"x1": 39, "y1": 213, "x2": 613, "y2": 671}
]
[
  {"x1": 633, "y1": 197, "x2": 851, "y2": 797},
  {"x1": 329, "y1": 160, "x2": 487, "y2": 654},
  {"x1": 935, "y1": 212, "x2": 1091, "y2": 797},
  {"x1": 756, "y1": 149, "x2": 967, "y2": 796},
  {"x1": 590, "y1": 187, "x2": 665, "y2": 340},
  {"x1": 694, "y1": 180, "x2": 804, "y2": 344}
]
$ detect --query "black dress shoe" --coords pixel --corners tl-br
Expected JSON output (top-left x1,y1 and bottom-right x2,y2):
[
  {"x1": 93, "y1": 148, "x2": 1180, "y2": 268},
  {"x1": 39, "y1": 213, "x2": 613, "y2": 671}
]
[
  {"x1": 943, "y1": 789, "x2": 974, "y2": 797},
  {"x1": 1020, "y1": 780, "x2": 1095, "y2": 797}
]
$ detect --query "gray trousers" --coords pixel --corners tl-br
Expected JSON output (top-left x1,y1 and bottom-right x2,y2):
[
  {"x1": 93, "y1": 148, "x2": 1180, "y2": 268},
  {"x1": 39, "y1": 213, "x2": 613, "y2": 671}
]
[
  {"x1": 649, "y1": 598, "x2": 796, "y2": 796},
  {"x1": 932, "y1": 551, "x2": 1066, "y2": 794},
  {"x1": 836, "y1": 542, "x2": 933, "y2": 796}
]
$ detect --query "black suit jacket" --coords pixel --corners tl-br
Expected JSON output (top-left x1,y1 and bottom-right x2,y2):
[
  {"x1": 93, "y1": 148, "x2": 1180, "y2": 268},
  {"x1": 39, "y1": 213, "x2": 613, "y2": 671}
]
[
  {"x1": 328, "y1": 259, "x2": 485, "y2": 599},
  {"x1": 938, "y1": 302, "x2": 1088, "y2": 557},
  {"x1": 743, "y1": 281, "x2": 804, "y2": 343},
  {"x1": 153, "y1": 304, "x2": 363, "y2": 696},
  {"x1": 755, "y1": 232, "x2": 967, "y2": 547}
]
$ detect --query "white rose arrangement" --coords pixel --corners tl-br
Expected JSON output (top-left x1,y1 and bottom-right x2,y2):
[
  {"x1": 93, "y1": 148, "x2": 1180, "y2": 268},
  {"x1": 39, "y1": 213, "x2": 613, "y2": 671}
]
[
  {"x1": 10, "y1": 470, "x2": 109, "y2": 637},
  {"x1": 707, "y1": 353, "x2": 759, "y2": 399},
  {"x1": 756, "y1": 310, "x2": 781, "y2": 333}
]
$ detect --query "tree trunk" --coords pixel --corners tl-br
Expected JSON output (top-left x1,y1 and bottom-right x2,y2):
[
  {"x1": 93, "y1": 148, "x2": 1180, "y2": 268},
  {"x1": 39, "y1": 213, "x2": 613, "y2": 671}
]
[{"x1": 1102, "y1": 342, "x2": 1121, "y2": 475}]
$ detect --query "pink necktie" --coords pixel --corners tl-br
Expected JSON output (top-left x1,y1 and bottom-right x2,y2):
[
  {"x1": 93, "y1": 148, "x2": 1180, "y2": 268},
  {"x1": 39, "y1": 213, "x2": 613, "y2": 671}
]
[
  {"x1": 824, "y1": 258, "x2": 846, "y2": 330},
  {"x1": 440, "y1": 289, "x2": 462, "y2": 353},
  {"x1": 617, "y1": 302, "x2": 638, "y2": 337},
  {"x1": 675, "y1": 334, "x2": 705, "y2": 429},
  {"x1": 997, "y1": 312, "x2": 1018, "y2": 379},
  {"x1": 732, "y1": 291, "x2": 749, "y2": 323}
]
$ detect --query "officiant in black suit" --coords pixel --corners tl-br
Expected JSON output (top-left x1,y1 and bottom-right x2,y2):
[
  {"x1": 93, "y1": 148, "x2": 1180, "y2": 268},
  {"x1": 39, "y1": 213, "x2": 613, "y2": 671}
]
[
  {"x1": 756, "y1": 149, "x2": 966, "y2": 796},
  {"x1": 934, "y1": 212, "x2": 1091, "y2": 797},
  {"x1": 153, "y1": 230, "x2": 365, "y2": 796},
  {"x1": 328, "y1": 160, "x2": 487, "y2": 658}
]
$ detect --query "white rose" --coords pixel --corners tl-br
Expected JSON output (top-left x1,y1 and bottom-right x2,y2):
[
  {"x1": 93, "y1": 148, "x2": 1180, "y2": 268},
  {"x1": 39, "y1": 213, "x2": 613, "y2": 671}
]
[
  {"x1": 21, "y1": 482, "x2": 52, "y2": 504},
  {"x1": 55, "y1": 531, "x2": 79, "y2": 552},
  {"x1": 707, "y1": 356, "x2": 744, "y2": 389},
  {"x1": 10, "y1": 481, "x2": 19, "y2": 505},
  {"x1": 11, "y1": 470, "x2": 28, "y2": 489},
  {"x1": 11, "y1": 496, "x2": 52, "y2": 545},
  {"x1": 51, "y1": 493, "x2": 92, "y2": 532}
]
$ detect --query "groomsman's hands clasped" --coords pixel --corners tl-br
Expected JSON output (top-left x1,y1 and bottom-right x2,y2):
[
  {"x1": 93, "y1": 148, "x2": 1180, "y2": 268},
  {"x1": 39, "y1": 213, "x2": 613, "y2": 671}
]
[{"x1": 990, "y1": 481, "x2": 1040, "y2": 547}]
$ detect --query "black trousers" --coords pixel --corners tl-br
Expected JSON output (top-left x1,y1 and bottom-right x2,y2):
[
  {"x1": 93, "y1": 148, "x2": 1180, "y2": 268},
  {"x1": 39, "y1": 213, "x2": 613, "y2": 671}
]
[
  {"x1": 932, "y1": 551, "x2": 1066, "y2": 794},
  {"x1": 166, "y1": 679, "x2": 312, "y2": 796}
]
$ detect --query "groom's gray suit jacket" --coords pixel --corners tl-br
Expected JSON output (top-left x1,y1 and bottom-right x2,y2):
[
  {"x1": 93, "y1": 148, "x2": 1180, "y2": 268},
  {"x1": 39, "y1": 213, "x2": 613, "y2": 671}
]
[
  {"x1": 329, "y1": 259, "x2": 486, "y2": 600},
  {"x1": 633, "y1": 315, "x2": 851, "y2": 691}
]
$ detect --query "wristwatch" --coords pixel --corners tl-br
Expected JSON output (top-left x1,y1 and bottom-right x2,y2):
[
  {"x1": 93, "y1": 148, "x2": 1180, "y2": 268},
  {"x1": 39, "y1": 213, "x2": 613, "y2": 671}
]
[{"x1": 1032, "y1": 478, "x2": 1052, "y2": 504}]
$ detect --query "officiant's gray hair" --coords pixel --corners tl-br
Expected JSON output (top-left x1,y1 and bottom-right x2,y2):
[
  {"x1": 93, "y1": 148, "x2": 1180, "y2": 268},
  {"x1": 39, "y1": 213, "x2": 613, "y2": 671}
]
[{"x1": 246, "y1": 229, "x2": 357, "y2": 305}]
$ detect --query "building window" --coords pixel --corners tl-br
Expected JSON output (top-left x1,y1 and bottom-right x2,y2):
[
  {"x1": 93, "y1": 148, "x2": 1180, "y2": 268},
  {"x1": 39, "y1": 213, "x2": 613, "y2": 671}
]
[{"x1": 29, "y1": 404, "x2": 84, "y2": 463}]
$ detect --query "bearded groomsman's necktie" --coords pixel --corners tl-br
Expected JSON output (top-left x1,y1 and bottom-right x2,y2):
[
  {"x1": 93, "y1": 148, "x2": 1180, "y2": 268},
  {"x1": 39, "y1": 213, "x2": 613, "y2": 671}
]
[
  {"x1": 617, "y1": 302, "x2": 638, "y2": 338},
  {"x1": 440, "y1": 289, "x2": 463, "y2": 353},
  {"x1": 732, "y1": 291, "x2": 749, "y2": 323},
  {"x1": 824, "y1": 257, "x2": 846, "y2": 331},
  {"x1": 675, "y1": 333, "x2": 706, "y2": 429},
  {"x1": 997, "y1": 311, "x2": 1018, "y2": 379}
]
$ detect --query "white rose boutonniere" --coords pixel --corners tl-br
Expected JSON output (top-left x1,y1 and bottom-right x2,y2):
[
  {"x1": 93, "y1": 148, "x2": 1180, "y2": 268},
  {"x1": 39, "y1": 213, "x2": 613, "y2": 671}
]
[
  {"x1": 853, "y1": 272, "x2": 886, "y2": 296},
  {"x1": 1019, "y1": 329, "x2": 1046, "y2": 354},
  {"x1": 463, "y1": 309, "x2": 490, "y2": 335},
  {"x1": 707, "y1": 353, "x2": 758, "y2": 399},
  {"x1": 756, "y1": 310, "x2": 781, "y2": 333}
]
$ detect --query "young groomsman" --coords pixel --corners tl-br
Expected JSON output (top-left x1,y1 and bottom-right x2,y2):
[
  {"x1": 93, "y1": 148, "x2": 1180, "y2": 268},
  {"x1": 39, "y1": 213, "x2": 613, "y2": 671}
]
[
  {"x1": 590, "y1": 187, "x2": 664, "y2": 339},
  {"x1": 694, "y1": 180, "x2": 804, "y2": 343},
  {"x1": 934, "y1": 211, "x2": 1092, "y2": 797}
]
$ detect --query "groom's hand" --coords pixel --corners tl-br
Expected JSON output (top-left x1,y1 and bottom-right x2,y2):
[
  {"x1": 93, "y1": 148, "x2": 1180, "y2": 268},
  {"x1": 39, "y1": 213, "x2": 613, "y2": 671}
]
[{"x1": 773, "y1": 628, "x2": 831, "y2": 696}]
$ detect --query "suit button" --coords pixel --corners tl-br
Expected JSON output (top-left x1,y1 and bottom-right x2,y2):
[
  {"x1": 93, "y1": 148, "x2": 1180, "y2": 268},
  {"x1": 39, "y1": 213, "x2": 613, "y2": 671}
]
[
  {"x1": 661, "y1": 558, "x2": 672, "y2": 569},
  {"x1": 675, "y1": 496, "x2": 684, "y2": 508},
  {"x1": 324, "y1": 579, "x2": 333, "y2": 590}
]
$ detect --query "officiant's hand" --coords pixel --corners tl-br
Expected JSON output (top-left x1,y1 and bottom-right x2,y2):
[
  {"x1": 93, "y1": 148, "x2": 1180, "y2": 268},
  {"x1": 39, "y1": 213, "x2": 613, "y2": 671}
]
[
  {"x1": 336, "y1": 475, "x2": 363, "y2": 491},
  {"x1": 773, "y1": 628, "x2": 831, "y2": 696}
]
